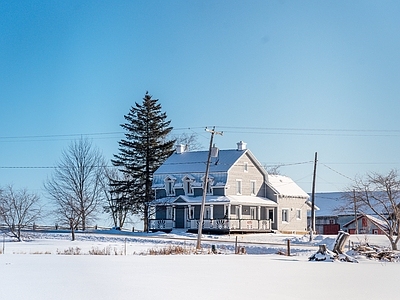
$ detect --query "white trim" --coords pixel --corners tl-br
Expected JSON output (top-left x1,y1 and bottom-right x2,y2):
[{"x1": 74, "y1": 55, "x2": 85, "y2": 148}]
[
  {"x1": 281, "y1": 208, "x2": 289, "y2": 223},
  {"x1": 182, "y1": 176, "x2": 194, "y2": 195},
  {"x1": 236, "y1": 179, "x2": 242, "y2": 195},
  {"x1": 164, "y1": 177, "x2": 175, "y2": 196},
  {"x1": 296, "y1": 208, "x2": 302, "y2": 220},
  {"x1": 250, "y1": 180, "x2": 256, "y2": 196}
]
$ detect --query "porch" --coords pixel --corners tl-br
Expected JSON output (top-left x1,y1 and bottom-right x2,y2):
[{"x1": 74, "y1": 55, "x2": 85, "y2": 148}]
[{"x1": 149, "y1": 218, "x2": 273, "y2": 234}]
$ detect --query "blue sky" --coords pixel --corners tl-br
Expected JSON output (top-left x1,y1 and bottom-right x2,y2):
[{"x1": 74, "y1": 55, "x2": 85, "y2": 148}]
[{"x1": 1, "y1": 0, "x2": 400, "y2": 197}]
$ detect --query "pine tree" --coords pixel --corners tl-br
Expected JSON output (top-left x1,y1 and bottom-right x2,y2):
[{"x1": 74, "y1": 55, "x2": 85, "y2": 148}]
[{"x1": 112, "y1": 92, "x2": 175, "y2": 232}]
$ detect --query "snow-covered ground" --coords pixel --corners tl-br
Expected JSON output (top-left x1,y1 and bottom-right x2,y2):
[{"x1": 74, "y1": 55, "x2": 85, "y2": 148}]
[{"x1": 0, "y1": 230, "x2": 398, "y2": 300}]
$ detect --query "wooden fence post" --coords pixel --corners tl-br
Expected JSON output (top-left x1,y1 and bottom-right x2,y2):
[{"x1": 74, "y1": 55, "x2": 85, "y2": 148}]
[{"x1": 235, "y1": 236, "x2": 238, "y2": 254}]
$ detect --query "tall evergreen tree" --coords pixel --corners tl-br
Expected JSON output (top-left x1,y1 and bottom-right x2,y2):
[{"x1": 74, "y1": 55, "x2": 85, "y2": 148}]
[{"x1": 112, "y1": 92, "x2": 175, "y2": 232}]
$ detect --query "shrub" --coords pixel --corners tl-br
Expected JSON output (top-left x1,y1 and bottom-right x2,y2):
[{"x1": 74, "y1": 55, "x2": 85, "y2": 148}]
[
  {"x1": 57, "y1": 247, "x2": 81, "y2": 255},
  {"x1": 146, "y1": 245, "x2": 194, "y2": 255}
]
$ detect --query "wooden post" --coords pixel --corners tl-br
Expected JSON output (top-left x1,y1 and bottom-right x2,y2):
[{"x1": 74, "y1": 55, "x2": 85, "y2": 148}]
[
  {"x1": 235, "y1": 236, "x2": 238, "y2": 254},
  {"x1": 286, "y1": 239, "x2": 291, "y2": 256},
  {"x1": 353, "y1": 190, "x2": 358, "y2": 234}
]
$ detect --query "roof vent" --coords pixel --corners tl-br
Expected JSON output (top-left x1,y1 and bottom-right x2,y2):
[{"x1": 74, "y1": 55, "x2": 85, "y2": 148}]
[
  {"x1": 176, "y1": 144, "x2": 187, "y2": 154},
  {"x1": 237, "y1": 141, "x2": 247, "y2": 150}
]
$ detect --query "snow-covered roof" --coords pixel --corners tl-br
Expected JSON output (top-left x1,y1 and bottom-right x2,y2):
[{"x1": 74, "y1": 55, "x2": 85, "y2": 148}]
[
  {"x1": 267, "y1": 175, "x2": 309, "y2": 198},
  {"x1": 153, "y1": 148, "x2": 265, "y2": 188},
  {"x1": 308, "y1": 192, "x2": 379, "y2": 217},
  {"x1": 154, "y1": 149, "x2": 247, "y2": 174},
  {"x1": 152, "y1": 195, "x2": 278, "y2": 207},
  {"x1": 226, "y1": 195, "x2": 278, "y2": 206},
  {"x1": 343, "y1": 214, "x2": 388, "y2": 230}
]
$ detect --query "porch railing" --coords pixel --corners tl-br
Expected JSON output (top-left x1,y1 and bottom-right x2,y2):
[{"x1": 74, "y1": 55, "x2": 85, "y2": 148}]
[
  {"x1": 149, "y1": 219, "x2": 174, "y2": 231},
  {"x1": 149, "y1": 218, "x2": 271, "y2": 231}
]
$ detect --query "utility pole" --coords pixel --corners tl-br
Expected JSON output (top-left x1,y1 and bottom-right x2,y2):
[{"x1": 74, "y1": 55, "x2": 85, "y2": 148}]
[
  {"x1": 310, "y1": 152, "x2": 317, "y2": 241},
  {"x1": 196, "y1": 127, "x2": 223, "y2": 251},
  {"x1": 353, "y1": 189, "x2": 358, "y2": 234}
]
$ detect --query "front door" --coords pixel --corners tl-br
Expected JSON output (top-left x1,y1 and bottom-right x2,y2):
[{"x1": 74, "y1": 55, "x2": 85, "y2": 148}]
[{"x1": 175, "y1": 207, "x2": 185, "y2": 228}]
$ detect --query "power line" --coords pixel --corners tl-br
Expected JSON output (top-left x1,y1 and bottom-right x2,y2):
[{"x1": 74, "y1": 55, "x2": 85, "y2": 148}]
[
  {"x1": 263, "y1": 161, "x2": 313, "y2": 167},
  {"x1": 0, "y1": 165, "x2": 114, "y2": 170},
  {"x1": 2, "y1": 125, "x2": 400, "y2": 142},
  {"x1": 217, "y1": 126, "x2": 400, "y2": 134},
  {"x1": 320, "y1": 163, "x2": 354, "y2": 181},
  {"x1": 0, "y1": 132, "x2": 123, "y2": 140}
]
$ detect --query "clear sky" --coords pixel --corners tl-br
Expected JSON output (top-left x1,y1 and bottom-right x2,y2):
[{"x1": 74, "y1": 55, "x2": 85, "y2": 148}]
[{"x1": 1, "y1": 0, "x2": 400, "y2": 198}]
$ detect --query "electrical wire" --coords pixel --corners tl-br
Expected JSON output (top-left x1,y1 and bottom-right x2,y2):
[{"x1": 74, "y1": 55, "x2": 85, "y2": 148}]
[{"x1": 2, "y1": 125, "x2": 400, "y2": 143}]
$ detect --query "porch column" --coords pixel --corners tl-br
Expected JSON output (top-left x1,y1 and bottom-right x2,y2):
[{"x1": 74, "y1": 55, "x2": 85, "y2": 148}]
[
  {"x1": 227, "y1": 204, "x2": 231, "y2": 219},
  {"x1": 257, "y1": 206, "x2": 261, "y2": 220},
  {"x1": 238, "y1": 205, "x2": 242, "y2": 229},
  {"x1": 210, "y1": 205, "x2": 214, "y2": 219},
  {"x1": 187, "y1": 205, "x2": 192, "y2": 219}
]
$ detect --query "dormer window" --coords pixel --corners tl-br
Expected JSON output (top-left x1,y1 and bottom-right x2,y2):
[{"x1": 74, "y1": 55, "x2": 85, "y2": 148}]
[
  {"x1": 164, "y1": 176, "x2": 176, "y2": 196},
  {"x1": 182, "y1": 175, "x2": 194, "y2": 195},
  {"x1": 202, "y1": 175, "x2": 214, "y2": 195}
]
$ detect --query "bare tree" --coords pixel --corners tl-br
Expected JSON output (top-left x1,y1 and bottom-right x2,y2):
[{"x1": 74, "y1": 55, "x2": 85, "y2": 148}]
[
  {"x1": 44, "y1": 138, "x2": 106, "y2": 233},
  {"x1": 0, "y1": 186, "x2": 42, "y2": 241},
  {"x1": 263, "y1": 163, "x2": 282, "y2": 175},
  {"x1": 102, "y1": 168, "x2": 136, "y2": 229},
  {"x1": 344, "y1": 169, "x2": 400, "y2": 250},
  {"x1": 174, "y1": 132, "x2": 203, "y2": 151}
]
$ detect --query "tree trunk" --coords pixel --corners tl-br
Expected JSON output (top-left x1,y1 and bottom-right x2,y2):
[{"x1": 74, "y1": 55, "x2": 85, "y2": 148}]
[
  {"x1": 69, "y1": 219, "x2": 75, "y2": 241},
  {"x1": 391, "y1": 241, "x2": 398, "y2": 250},
  {"x1": 143, "y1": 204, "x2": 149, "y2": 233},
  {"x1": 17, "y1": 225, "x2": 22, "y2": 242},
  {"x1": 333, "y1": 231, "x2": 350, "y2": 254}
]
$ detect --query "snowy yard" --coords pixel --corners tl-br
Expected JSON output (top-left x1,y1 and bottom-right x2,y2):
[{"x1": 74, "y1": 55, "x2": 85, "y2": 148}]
[{"x1": 0, "y1": 230, "x2": 399, "y2": 300}]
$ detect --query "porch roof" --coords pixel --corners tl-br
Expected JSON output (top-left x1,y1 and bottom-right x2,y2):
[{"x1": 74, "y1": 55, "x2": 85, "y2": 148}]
[{"x1": 152, "y1": 195, "x2": 278, "y2": 207}]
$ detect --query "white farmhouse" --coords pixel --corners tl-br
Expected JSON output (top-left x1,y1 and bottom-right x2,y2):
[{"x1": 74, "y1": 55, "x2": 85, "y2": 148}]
[{"x1": 150, "y1": 141, "x2": 310, "y2": 234}]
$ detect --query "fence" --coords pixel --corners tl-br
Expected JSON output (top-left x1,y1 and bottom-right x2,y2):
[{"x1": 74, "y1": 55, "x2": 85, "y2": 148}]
[{"x1": 0, "y1": 223, "x2": 136, "y2": 232}]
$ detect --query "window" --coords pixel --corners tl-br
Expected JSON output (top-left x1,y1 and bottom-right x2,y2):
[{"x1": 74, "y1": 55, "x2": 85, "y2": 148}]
[
  {"x1": 268, "y1": 209, "x2": 274, "y2": 222},
  {"x1": 244, "y1": 162, "x2": 248, "y2": 172},
  {"x1": 250, "y1": 207, "x2": 256, "y2": 220},
  {"x1": 282, "y1": 209, "x2": 289, "y2": 222},
  {"x1": 164, "y1": 177, "x2": 175, "y2": 196},
  {"x1": 296, "y1": 209, "x2": 301, "y2": 220},
  {"x1": 183, "y1": 177, "x2": 193, "y2": 195},
  {"x1": 202, "y1": 176, "x2": 214, "y2": 195},
  {"x1": 166, "y1": 207, "x2": 173, "y2": 219},
  {"x1": 250, "y1": 180, "x2": 256, "y2": 195},
  {"x1": 236, "y1": 179, "x2": 242, "y2": 195}
]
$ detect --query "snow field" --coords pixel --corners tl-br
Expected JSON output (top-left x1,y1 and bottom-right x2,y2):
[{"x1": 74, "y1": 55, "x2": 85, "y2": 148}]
[{"x1": 0, "y1": 231, "x2": 398, "y2": 300}]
